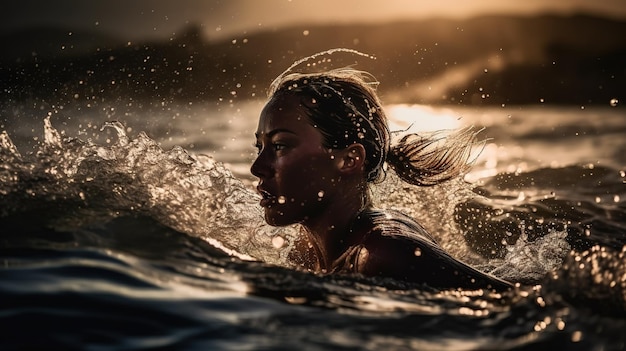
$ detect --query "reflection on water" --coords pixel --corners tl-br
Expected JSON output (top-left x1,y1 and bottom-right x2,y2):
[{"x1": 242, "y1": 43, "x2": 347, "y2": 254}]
[
  {"x1": 386, "y1": 104, "x2": 464, "y2": 132},
  {"x1": 1, "y1": 101, "x2": 625, "y2": 350}
]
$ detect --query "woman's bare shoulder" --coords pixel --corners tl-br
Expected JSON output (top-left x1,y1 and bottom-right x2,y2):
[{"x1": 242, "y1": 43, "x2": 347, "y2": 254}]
[
  {"x1": 356, "y1": 209, "x2": 512, "y2": 290},
  {"x1": 358, "y1": 228, "x2": 439, "y2": 277}
]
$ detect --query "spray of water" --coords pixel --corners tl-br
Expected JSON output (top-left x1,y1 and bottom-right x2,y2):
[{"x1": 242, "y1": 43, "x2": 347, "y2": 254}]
[{"x1": 0, "y1": 117, "x2": 574, "y2": 283}]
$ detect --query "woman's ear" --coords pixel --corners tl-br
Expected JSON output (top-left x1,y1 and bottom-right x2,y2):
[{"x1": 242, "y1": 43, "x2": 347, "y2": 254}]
[{"x1": 337, "y1": 143, "x2": 366, "y2": 174}]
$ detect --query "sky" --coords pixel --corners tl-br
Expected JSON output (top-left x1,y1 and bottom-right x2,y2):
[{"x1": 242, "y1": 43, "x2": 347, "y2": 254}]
[{"x1": 2, "y1": 0, "x2": 626, "y2": 40}]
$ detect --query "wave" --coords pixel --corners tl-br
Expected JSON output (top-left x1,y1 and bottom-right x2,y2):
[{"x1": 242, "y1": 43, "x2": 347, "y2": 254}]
[{"x1": 1, "y1": 119, "x2": 625, "y2": 306}]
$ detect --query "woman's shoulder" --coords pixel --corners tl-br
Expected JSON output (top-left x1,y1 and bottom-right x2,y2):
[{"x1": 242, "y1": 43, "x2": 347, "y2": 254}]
[
  {"x1": 355, "y1": 208, "x2": 447, "y2": 268},
  {"x1": 354, "y1": 208, "x2": 512, "y2": 290},
  {"x1": 360, "y1": 208, "x2": 438, "y2": 244},
  {"x1": 354, "y1": 208, "x2": 448, "y2": 272}
]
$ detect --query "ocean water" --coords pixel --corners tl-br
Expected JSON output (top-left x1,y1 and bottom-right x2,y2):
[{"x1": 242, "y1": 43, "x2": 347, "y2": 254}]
[{"x1": 1, "y1": 100, "x2": 625, "y2": 350}]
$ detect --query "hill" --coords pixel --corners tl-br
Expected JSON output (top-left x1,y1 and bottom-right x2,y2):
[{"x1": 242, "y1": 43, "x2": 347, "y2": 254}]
[{"x1": 1, "y1": 13, "x2": 625, "y2": 107}]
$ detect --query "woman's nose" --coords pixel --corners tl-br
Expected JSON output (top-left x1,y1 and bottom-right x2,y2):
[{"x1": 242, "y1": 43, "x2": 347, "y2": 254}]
[{"x1": 250, "y1": 152, "x2": 270, "y2": 179}]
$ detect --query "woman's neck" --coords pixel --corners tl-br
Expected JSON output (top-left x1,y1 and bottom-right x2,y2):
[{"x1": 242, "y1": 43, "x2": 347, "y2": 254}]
[{"x1": 301, "y1": 186, "x2": 370, "y2": 272}]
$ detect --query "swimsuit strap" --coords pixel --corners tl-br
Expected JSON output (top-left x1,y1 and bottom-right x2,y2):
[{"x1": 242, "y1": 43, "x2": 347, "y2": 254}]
[{"x1": 329, "y1": 244, "x2": 369, "y2": 274}]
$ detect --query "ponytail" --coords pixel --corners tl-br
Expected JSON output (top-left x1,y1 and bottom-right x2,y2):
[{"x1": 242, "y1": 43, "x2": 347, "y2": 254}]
[{"x1": 386, "y1": 126, "x2": 483, "y2": 186}]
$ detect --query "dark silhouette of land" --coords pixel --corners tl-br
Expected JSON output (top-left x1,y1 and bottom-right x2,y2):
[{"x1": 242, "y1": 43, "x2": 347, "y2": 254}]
[{"x1": 1, "y1": 13, "x2": 625, "y2": 107}]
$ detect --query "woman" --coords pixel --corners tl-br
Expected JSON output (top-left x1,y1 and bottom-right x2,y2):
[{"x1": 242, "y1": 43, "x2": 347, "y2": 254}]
[{"x1": 251, "y1": 68, "x2": 511, "y2": 290}]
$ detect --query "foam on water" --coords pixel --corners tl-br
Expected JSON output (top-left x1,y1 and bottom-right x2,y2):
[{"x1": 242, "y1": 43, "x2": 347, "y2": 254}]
[{"x1": 1, "y1": 117, "x2": 300, "y2": 265}]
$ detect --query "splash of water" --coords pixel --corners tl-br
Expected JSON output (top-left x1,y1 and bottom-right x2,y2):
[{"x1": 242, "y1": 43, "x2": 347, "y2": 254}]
[
  {"x1": 270, "y1": 48, "x2": 377, "y2": 92},
  {"x1": 0, "y1": 131, "x2": 21, "y2": 158},
  {"x1": 0, "y1": 118, "x2": 576, "y2": 283},
  {"x1": 281, "y1": 48, "x2": 375, "y2": 75},
  {"x1": 0, "y1": 117, "x2": 300, "y2": 265},
  {"x1": 483, "y1": 228, "x2": 571, "y2": 284}
]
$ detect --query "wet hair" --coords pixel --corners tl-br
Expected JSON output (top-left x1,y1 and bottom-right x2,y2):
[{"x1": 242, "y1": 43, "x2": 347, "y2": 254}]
[{"x1": 267, "y1": 68, "x2": 480, "y2": 186}]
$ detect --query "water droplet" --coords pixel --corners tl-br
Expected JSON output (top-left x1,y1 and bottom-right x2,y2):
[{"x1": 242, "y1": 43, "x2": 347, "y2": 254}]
[
  {"x1": 414, "y1": 248, "x2": 422, "y2": 256},
  {"x1": 317, "y1": 190, "x2": 325, "y2": 198},
  {"x1": 272, "y1": 236, "x2": 285, "y2": 248},
  {"x1": 277, "y1": 196, "x2": 286, "y2": 204},
  {"x1": 610, "y1": 98, "x2": 619, "y2": 107}
]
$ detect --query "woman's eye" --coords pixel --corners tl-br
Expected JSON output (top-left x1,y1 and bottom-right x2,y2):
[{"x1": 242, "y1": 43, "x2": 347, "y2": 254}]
[
  {"x1": 252, "y1": 142, "x2": 287, "y2": 154},
  {"x1": 273, "y1": 143, "x2": 286, "y2": 151}
]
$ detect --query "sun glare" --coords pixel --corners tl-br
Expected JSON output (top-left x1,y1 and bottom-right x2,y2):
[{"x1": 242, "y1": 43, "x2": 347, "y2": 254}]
[{"x1": 386, "y1": 104, "x2": 463, "y2": 133}]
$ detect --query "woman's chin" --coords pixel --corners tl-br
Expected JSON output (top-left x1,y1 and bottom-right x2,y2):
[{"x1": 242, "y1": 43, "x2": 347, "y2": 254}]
[
  {"x1": 264, "y1": 210, "x2": 286, "y2": 226},
  {"x1": 264, "y1": 208, "x2": 298, "y2": 227}
]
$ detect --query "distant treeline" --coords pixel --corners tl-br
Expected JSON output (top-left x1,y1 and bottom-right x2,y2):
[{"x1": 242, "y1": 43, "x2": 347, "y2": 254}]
[{"x1": 1, "y1": 13, "x2": 625, "y2": 107}]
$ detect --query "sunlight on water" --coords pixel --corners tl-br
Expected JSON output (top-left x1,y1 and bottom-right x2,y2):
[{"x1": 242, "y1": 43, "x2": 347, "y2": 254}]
[
  {"x1": 2, "y1": 103, "x2": 624, "y2": 282},
  {"x1": 1, "y1": 113, "x2": 570, "y2": 284},
  {"x1": 1, "y1": 101, "x2": 626, "y2": 350},
  {"x1": 0, "y1": 15, "x2": 625, "y2": 348},
  {"x1": 386, "y1": 104, "x2": 463, "y2": 132}
]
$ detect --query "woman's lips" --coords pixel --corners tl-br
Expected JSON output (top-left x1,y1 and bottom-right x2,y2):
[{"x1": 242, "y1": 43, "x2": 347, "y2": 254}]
[{"x1": 257, "y1": 187, "x2": 275, "y2": 207}]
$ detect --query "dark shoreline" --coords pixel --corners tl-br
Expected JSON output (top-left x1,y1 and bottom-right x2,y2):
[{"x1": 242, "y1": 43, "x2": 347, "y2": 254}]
[{"x1": 1, "y1": 13, "x2": 625, "y2": 107}]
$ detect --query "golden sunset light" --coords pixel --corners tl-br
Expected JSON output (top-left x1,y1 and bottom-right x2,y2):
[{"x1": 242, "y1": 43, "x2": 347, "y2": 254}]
[
  {"x1": 2, "y1": 0, "x2": 625, "y2": 40},
  {"x1": 2, "y1": 2, "x2": 626, "y2": 350},
  {"x1": 203, "y1": 0, "x2": 626, "y2": 39}
]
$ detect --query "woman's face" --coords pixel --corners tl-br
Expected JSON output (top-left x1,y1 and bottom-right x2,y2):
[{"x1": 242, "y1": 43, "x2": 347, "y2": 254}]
[{"x1": 251, "y1": 95, "x2": 341, "y2": 226}]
